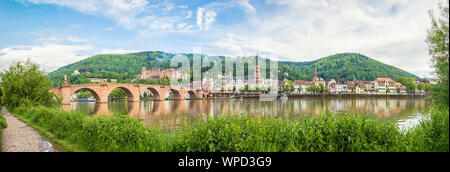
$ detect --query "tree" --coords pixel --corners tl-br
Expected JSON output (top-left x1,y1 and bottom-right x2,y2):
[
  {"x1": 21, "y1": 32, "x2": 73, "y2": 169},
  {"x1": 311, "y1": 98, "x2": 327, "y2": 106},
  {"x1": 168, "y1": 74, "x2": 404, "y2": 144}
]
[
  {"x1": 398, "y1": 76, "x2": 409, "y2": 86},
  {"x1": 397, "y1": 87, "x2": 401, "y2": 93},
  {"x1": 76, "y1": 90, "x2": 93, "y2": 99},
  {"x1": 0, "y1": 60, "x2": 59, "y2": 108},
  {"x1": 386, "y1": 87, "x2": 391, "y2": 94},
  {"x1": 406, "y1": 82, "x2": 417, "y2": 93},
  {"x1": 425, "y1": 84, "x2": 432, "y2": 92},
  {"x1": 426, "y1": 0, "x2": 449, "y2": 105},
  {"x1": 298, "y1": 87, "x2": 303, "y2": 93},
  {"x1": 108, "y1": 88, "x2": 128, "y2": 100},
  {"x1": 289, "y1": 85, "x2": 295, "y2": 93},
  {"x1": 232, "y1": 86, "x2": 236, "y2": 93},
  {"x1": 417, "y1": 82, "x2": 426, "y2": 91}
]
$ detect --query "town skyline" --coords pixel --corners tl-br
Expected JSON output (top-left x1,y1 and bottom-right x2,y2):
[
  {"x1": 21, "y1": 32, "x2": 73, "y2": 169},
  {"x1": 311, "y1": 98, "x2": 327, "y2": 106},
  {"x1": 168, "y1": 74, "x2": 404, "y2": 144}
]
[{"x1": 0, "y1": 0, "x2": 441, "y2": 78}]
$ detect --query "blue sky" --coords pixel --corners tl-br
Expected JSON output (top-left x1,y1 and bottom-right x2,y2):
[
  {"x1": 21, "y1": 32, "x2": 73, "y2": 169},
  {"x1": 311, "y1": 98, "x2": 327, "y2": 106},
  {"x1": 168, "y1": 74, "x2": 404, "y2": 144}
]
[{"x1": 0, "y1": 0, "x2": 442, "y2": 78}]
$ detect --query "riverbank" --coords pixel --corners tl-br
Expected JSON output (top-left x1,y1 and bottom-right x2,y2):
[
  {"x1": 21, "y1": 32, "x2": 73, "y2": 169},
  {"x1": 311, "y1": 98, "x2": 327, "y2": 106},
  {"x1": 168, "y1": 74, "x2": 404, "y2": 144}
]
[
  {"x1": 287, "y1": 94, "x2": 430, "y2": 99},
  {"x1": 0, "y1": 106, "x2": 7, "y2": 152},
  {"x1": 11, "y1": 105, "x2": 449, "y2": 152},
  {"x1": 1, "y1": 107, "x2": 55, "y2": 152}
]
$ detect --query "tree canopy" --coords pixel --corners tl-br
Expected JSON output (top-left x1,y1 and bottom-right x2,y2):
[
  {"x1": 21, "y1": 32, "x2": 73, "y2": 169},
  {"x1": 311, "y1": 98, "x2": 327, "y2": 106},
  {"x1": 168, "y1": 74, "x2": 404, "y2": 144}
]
[
  {"x1": 0, "y1": 60, "x2": 59, "y2": 108},
  {"x1": 426, "y1": 0, "x2": 449, "y2": 106}
]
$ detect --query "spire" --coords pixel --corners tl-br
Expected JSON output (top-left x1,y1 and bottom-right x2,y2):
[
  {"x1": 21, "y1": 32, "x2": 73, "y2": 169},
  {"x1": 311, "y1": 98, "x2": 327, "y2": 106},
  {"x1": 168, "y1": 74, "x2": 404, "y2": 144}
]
[
  {"x1": 314, "y1": 67, "x2": 318, "y2": 79},
  {"x1": 256, "y1": 51, "x2": 259, "y2": 65}
]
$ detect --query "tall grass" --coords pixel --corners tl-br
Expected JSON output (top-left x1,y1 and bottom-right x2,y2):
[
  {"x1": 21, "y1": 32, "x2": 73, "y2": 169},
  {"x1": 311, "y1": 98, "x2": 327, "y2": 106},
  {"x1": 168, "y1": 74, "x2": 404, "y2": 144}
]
[
  {"x1": 405, "y1": 106, "x2": 449, "y2": 152},
  {"x1": 11, "y1": 105, "x2": 449, "y2": 152},
  {"x1": 0, "y1": 105, "x2": 7, "y2": 152}
]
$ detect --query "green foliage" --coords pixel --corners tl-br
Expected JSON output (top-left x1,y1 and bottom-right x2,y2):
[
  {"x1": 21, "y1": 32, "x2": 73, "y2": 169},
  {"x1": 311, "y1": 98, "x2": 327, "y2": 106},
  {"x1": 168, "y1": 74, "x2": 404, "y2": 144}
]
[
  {"x1": 426, "y1": 1, "x2": 449, "y2": 106},
  {"x1": 48, "y1": 51, "x2": 174, "y2": 87},
  {"x1": 417, "y1": 82, "x2": 425, "y2": 91},
  {"x1": 0, "y1": 60, "x2": 59, "y2": 109},
  {"x1": 398, "y1": 77, "x2": 418, "y2": 93},
  {"x1": 12, "y1": 106, "x2": 171, "y2": 152},
  {"x1": 278, "y1": 53, "x2": 418, "y2": 81},
  {"x1": 306, "y1": 85, "x2": 318, "y2": 93},
  {"x1": 12, "y1": 105, "x2": 449, "y2": 152},
  {"x1": 0, "y1": 111, "x2": 7, "y2": 129},
  {"x1": 0, "y1": 106, "x2": 4, "y2": 152},
  {"x1": 132, "y1": 78, "x2": 170, "y2": 85},
  {"x1": 108, "y1": 88, "x2": 128, "y2": 100},
  {"x1": 405, "y1": 106, "x2": 449, "y2": 152},
  {"x1": 48, "y1": 52, "x2": 418, "y2": 88},
  {"x1": 76, "y1": 90, "x2": 93, "y2": 99}
]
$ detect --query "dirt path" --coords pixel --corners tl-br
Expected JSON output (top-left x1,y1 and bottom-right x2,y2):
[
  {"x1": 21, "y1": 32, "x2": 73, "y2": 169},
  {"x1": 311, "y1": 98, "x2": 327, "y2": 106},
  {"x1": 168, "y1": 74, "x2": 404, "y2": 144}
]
[{"x1": 1, "y1": 107, "x2": 54, "y2": 152}]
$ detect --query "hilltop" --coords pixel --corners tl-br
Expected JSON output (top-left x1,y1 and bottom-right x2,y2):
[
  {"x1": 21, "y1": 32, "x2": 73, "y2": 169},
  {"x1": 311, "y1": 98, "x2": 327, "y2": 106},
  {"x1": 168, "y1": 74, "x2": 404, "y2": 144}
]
[
  {"x1": 48, "y1": 51, "x2": 418, "y2": 87},
  {"x1": 278, "y1": 53, "x2": 418, "y2": 81}
]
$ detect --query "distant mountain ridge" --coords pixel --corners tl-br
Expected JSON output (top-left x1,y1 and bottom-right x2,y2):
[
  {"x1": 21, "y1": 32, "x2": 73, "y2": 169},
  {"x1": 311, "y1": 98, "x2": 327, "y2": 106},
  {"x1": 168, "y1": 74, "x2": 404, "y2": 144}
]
[
  {"x1": 48, "y1": 51, "x2": 418, "y2": 87},
  {"x1": 278, "y1": 53, "x2": 418, "y2": 82}
]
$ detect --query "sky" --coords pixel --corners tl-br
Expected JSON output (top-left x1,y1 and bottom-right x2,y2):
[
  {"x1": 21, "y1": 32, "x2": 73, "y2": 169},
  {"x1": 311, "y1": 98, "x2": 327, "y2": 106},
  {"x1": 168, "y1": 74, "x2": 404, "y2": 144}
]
[{"x1": 0, "y1": 0, "x2": 443, "y2": 78}]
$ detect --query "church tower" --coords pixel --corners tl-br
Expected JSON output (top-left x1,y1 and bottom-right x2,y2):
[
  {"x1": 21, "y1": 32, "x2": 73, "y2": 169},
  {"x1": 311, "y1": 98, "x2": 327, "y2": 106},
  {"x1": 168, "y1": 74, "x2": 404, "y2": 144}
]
[
  {"x1": 254, "y1": 52, "x2": 261, "y2": 85},
  {"x1": 142, "y1": 66, "x2": 147, "y2": 79},
  {"x1": 314, "y1": 67, "x2": 318, "y2": 80}
]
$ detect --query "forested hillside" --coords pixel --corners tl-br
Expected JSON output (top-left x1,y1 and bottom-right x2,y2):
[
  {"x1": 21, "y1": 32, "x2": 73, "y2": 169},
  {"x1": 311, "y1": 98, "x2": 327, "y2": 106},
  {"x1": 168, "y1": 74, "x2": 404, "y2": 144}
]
[
  {"x1": 48, "y1": 51, "x2": 418, "y2": 87},
  {"x1": 278, "y1": 53, "x2": 418, "y2": 81}
]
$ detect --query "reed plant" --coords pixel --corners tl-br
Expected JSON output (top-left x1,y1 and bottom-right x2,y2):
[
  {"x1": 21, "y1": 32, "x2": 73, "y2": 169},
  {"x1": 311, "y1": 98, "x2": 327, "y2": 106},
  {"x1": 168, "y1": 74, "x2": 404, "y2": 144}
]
[
  {"x1": 11, "y1": 105, "x2": 449, "y2": 152},
  {"x1": 0, "y1": 105, "x2": 7, "y2": 152}
]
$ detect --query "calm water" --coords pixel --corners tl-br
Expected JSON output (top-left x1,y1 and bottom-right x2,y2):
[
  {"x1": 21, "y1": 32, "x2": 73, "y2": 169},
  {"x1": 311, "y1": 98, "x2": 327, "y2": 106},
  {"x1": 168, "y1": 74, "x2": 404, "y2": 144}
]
[{"x1": 63, "y1": 97, "x2": 432, "y2": 130}]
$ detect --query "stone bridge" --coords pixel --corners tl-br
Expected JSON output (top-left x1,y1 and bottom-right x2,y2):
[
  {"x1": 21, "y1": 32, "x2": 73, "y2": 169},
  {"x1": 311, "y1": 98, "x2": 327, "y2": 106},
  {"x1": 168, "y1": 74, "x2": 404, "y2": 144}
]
[{"x1": 51, "y1": 83, "x2": 208, "y2": 105}]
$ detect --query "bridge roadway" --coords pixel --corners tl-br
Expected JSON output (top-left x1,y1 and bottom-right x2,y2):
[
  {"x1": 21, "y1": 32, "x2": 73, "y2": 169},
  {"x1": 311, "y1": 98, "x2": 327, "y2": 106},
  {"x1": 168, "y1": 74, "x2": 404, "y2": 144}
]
[{"x1": 50, "y1": 83, "x2": 208, "y2": 105}]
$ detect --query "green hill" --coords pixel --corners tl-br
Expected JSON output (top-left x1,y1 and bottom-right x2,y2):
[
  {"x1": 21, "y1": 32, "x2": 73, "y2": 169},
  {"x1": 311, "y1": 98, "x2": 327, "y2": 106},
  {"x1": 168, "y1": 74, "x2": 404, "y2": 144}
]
[
  {"x1": 48, "y1": 51, "x2": 418, "y2": 87},
  {"x1": 278, "y1": 53, "x2": 418, "y2": 81}
]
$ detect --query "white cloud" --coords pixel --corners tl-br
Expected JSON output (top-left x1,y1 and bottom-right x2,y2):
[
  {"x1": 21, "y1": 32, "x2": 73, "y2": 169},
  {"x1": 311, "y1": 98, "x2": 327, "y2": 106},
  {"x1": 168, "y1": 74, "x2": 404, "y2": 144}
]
[
  {"x1": 236, "y1": 0, "x2": 255, "y2": 13},
  {"x1": 99, "y1": 48, "x2": 141, "y2": 54},
  {"x1": 185, "y1": 11, "x2": 193, "y2": 19},
  {"x1": 0, "y1": 44, "x2": 93, "y2": 73},
  {"x1": 213, "y1": 0, "x2": 441, "y2": 77},
  {"x1": 21, "y1": 0, "x2": 191, "y2": 33}
]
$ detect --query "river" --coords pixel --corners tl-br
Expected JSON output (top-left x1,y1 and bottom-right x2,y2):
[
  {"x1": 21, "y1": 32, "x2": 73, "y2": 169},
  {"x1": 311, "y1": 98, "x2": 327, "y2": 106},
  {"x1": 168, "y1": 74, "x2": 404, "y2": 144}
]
[{"x1": 63, "y1": 97, "x2": 431, "y2": 131}]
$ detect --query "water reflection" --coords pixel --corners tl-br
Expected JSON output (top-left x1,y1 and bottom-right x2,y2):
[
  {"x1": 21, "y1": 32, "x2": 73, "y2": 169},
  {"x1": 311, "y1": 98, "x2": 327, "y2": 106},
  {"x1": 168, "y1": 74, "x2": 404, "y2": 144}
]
[{"x1": 65, "y1": 97, "x2": 432, "y2": 130}]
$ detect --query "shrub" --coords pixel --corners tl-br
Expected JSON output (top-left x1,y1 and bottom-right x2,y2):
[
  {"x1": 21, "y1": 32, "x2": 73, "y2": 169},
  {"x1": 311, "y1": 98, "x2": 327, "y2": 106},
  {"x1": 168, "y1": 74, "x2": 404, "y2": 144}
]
[
  {"x1": 405, "y1": 106, "x2": 449, "y2": 152},
  {"x1": 12, "y1": 106, "x2": 449, "y2": 152}
]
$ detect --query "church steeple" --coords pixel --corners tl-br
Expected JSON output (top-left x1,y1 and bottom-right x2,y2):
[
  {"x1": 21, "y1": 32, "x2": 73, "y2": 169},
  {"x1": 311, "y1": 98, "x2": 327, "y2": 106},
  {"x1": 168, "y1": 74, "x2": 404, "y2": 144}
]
[
  {"x1": 314, "y1": 67, "x2": 318, "y2": 79},
  {"x1": 254, "y1": 51, "x2": 261, "y2": 84},
  {"x1": 256, "y1": 51, "x2": 259, "y2": 65}
]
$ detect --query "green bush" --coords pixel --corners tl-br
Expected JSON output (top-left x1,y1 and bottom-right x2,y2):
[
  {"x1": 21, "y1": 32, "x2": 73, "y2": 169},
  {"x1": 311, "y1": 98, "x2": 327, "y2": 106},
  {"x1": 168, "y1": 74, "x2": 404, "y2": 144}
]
[
  {"x1": 405, "y1": 106, "x2": 449, "y2": 152},
  {"x1": 12, "y1": 106, "x2": 449, "y2": 152},
  {"x1": 0, "y1": 114, "x2": 6, "y2": 129},
  {"x1": 0, "y1": 106, "x2": 6, "y2": 152},
  {"x1": 173, "y1": 114, "x2": 404, "y2": 152}
]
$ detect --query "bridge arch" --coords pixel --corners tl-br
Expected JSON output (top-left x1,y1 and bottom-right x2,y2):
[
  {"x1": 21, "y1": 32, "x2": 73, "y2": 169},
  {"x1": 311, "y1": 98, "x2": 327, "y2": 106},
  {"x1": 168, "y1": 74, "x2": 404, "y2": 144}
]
[
  {"x1": 106, "y1": 86, "x2": 136, "y2": 102},
  {"x1": 169, "y1": 89, "x2": 183, "y2": 99},
  {"x1": 141, "y1": 87, "x2": 165, "y2": 101},
  {"x1": 187, "y1": 90, "x2": 197, "y2": 99},
  {"x1": 71, "y1": 88, "x2": 101, "y2": 102}
]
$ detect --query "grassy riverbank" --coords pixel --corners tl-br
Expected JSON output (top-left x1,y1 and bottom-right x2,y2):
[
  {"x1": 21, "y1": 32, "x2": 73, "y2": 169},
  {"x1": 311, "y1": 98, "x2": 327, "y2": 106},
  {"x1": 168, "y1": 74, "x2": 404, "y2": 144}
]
[
  {"x1": 0, "y1": 106, "x2": 8, "y2": 152},
  {"x1": 11, "y1": 105, "x2": 449, "y2": 152}
]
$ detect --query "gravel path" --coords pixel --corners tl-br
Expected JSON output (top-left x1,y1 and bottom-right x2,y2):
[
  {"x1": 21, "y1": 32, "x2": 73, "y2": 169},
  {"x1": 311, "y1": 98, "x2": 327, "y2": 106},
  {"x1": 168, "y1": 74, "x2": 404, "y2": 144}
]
[{"x1": 1, "y1": 107, "x2": 54, "y2": 152}]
